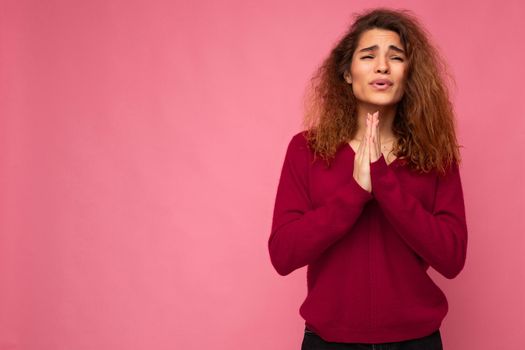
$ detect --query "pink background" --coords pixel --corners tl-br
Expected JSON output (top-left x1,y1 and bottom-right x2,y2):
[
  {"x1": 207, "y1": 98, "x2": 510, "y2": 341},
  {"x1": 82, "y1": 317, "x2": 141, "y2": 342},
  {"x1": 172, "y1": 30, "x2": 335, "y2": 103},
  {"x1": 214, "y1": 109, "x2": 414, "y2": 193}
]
[{"x1": 1, "y1": 0, "x2": 524, "y2": 349}]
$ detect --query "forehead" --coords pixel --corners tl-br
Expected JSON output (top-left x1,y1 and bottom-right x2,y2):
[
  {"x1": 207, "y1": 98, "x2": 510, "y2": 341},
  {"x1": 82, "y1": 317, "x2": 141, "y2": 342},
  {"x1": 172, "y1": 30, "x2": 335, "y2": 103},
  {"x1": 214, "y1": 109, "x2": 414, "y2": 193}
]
[{"x1": 356, "y1": 28, "x2": 403, "y2": 48}]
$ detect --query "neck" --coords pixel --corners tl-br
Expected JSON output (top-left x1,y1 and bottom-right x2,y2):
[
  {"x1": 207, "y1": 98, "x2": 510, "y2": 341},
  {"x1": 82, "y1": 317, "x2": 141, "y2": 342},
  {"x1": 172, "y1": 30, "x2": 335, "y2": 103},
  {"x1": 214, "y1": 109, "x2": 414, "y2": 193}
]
[{"x1": 354, "y1": 103, "x2": 397, "y2": 142}]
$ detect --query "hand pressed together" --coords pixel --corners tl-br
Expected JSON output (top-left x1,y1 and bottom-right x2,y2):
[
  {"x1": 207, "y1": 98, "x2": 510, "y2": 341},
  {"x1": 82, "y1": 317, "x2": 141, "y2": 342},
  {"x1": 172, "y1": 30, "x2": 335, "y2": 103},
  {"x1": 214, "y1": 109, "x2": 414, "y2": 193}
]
[{"x1": 352, "y1": 111, "x2": 382, "y2": 193}]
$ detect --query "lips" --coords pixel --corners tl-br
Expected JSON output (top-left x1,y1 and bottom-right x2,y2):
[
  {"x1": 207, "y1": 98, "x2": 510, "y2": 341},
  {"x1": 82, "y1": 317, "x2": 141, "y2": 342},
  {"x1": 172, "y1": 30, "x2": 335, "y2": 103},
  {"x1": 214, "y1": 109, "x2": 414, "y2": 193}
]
[
  {"x1": 370, "y1": 79, "x2": 393, "y2": 86},
  {"x1": 370, "y1": 79, "x2": 393, "y2": 91}
]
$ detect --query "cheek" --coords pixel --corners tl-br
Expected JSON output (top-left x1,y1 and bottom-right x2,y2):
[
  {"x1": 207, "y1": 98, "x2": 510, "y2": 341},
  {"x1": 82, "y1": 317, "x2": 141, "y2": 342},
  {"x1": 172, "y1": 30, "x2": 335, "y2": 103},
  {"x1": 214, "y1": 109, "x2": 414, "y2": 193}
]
[
  {"x1": 397, "y1": 77, "x2": 407, "y2": 94},
  {"x1": 351, "y1": 80, "x2": 367, "y2": 99},
  {"x1": 350, "y1": 64, "x2": 367, "y2": 82},
  {"x1": 397, "y1": 67, "x2": 408, "y2": 85},
  {"x1": 350, "y1": 67, "x2": 369, "y2": 95}
]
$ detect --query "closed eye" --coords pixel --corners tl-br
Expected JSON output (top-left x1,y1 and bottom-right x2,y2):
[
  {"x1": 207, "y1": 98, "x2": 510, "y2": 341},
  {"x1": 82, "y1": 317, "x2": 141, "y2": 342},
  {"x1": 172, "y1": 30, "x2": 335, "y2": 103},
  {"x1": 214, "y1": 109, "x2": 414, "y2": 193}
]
[{"x1": 360, "y1": 55, "x2": 404, "y2": 61}]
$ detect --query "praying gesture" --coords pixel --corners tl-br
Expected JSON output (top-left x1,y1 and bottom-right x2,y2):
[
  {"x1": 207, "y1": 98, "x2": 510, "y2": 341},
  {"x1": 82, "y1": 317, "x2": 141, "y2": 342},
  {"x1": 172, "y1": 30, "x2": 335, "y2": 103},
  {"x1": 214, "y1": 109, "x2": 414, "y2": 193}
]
[{"x1": 352, "y1": 111, "x2": 382, "y2": 193}]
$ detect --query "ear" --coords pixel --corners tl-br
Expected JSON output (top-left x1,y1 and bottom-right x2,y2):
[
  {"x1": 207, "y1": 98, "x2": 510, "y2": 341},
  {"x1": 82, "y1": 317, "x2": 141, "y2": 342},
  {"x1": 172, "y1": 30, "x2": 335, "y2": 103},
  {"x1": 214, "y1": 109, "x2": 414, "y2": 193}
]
[{"x1": 344, "y1": 71, "x2": 352, "y2": 84}]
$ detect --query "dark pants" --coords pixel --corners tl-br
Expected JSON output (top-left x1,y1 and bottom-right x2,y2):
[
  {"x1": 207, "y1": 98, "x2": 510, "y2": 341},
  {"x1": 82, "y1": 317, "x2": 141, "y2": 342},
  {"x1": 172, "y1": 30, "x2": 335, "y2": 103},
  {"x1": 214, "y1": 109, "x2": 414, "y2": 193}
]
[{"x1": 301, "y1": 327, "x2": 443, "y2": 350}]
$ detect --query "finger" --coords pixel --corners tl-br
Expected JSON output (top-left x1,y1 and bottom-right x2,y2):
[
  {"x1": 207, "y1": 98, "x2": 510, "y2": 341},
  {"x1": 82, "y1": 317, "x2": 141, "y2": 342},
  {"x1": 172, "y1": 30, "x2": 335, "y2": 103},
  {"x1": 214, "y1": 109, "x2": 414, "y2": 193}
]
[
  {"x1": 369, "y1": 114, "x2": 375, "y2": 160},
  {"x1": 370, "y1": 130, "x2": 377, "y2": 162},
  {"x1": 362, "y1": 113, "x2": 371, "y2": 159},
  {"x1": 370, "y1": 114, "x2": 376, "y2": 143},
  {"x1": 373, "y1": 114, "x2": 380, "y2": 159},
  {"x1": 364, "y1": 114, "x2": 371, "y2": 163},
  {"x1": 375, "y1": 115, "x2": 381, "y2": 156},
  {"x1": 372, "y1": 125, "x2": 380, "y2": 161},
  {"x1": 377, "y1": 121, "x2": 381, "y2": 158},
  {"x1": 359, "y1": 114, "x2": 369, "y2": 163},
  {"x1": 364, "y1": 123, "x2": 370, "y2": 165},
  {"x1": 356, "y1": 130, "x2": 364, "y2": 158},
  {"x1": 366, "y1": 113, "x2": 371, "y2": 139},
  {"x1": 356, "y1": 133, "x2": 364, "y2": 166}
]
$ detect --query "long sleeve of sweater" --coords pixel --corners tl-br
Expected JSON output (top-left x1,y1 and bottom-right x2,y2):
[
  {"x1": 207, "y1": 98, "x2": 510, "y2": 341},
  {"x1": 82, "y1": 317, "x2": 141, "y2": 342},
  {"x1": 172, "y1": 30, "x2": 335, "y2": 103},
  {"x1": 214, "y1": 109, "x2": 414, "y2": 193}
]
[
  {"x1": 370, "y1": 154, "x2": 468, "y2": 279},
  {"x1": 268, "y1": 134, "x2": 373, "y2": 276}
]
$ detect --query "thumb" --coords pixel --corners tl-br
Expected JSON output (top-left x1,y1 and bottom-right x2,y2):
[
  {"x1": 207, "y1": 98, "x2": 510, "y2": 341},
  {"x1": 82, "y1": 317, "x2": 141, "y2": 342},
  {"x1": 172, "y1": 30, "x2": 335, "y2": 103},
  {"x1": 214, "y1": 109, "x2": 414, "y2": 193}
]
[{"x1": 364, "y1": 117, "x2": 371, "y2": 164}]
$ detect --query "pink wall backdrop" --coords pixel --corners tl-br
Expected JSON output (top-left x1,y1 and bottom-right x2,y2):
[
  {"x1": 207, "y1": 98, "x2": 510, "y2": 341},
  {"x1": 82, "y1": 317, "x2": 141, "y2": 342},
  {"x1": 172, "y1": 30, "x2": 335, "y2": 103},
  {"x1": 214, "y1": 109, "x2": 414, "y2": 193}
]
[{"x1": 1, "y1": 0, "x2": 524, "y2": 349}]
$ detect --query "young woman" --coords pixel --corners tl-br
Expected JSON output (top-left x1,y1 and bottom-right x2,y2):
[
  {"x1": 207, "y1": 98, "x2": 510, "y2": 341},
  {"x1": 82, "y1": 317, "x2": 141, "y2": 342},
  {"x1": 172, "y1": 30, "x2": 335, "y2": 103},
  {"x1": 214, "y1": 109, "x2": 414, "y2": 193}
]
[{"x1": 268, "y1": 8, "x2": 468, "y2": 350}]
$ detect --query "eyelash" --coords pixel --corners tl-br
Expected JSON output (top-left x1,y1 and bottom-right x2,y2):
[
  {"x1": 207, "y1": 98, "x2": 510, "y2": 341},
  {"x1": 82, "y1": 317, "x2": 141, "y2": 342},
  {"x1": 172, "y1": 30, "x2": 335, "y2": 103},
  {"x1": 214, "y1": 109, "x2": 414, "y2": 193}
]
[{"x1": 362, "y1": 55, "x2": 404, "y2": 61}]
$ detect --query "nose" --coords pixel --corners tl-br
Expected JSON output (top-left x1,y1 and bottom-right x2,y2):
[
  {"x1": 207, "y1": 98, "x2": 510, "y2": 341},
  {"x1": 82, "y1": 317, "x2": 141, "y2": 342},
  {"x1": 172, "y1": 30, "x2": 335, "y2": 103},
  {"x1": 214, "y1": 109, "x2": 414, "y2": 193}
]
[{"x1": 375, "y1": 57, "x2": 389, "y2": 74}]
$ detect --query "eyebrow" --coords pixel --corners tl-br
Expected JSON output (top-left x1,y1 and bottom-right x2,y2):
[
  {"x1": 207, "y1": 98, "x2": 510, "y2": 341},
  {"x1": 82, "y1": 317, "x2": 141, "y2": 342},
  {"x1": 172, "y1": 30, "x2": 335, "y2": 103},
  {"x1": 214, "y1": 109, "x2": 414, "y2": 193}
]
[{"x1": 357, "y1": 45, "x2": 405, "y2": 54}]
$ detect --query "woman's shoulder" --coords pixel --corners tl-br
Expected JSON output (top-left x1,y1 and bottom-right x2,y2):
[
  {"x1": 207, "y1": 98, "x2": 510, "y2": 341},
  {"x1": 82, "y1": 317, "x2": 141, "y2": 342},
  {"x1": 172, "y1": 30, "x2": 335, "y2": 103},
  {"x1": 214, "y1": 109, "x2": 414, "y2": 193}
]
[
  {"x1": 287, "y1": 130, "x2": 311, "y2": 151},
  {"x1": 282, "y1": 130, "x2": 315, "y2": 165},
  {"x1": 290, "y1": 129, "x2": 309, "y2": 142}
]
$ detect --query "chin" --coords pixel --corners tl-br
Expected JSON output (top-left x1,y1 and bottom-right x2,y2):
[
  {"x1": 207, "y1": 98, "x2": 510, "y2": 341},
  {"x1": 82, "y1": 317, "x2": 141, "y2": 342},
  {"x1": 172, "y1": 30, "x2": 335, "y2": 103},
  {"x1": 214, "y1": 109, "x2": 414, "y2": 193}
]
[{"x1": 361, "y1": 97, "x2": 399, "y2": 107}]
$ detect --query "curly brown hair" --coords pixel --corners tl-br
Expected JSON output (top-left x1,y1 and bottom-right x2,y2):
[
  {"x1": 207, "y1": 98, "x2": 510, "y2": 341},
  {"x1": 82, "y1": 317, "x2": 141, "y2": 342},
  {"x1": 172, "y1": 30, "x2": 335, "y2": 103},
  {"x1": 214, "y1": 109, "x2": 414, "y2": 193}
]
[{"x1": 302, "y1": 7, "x2": 462, "y2": 175}]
